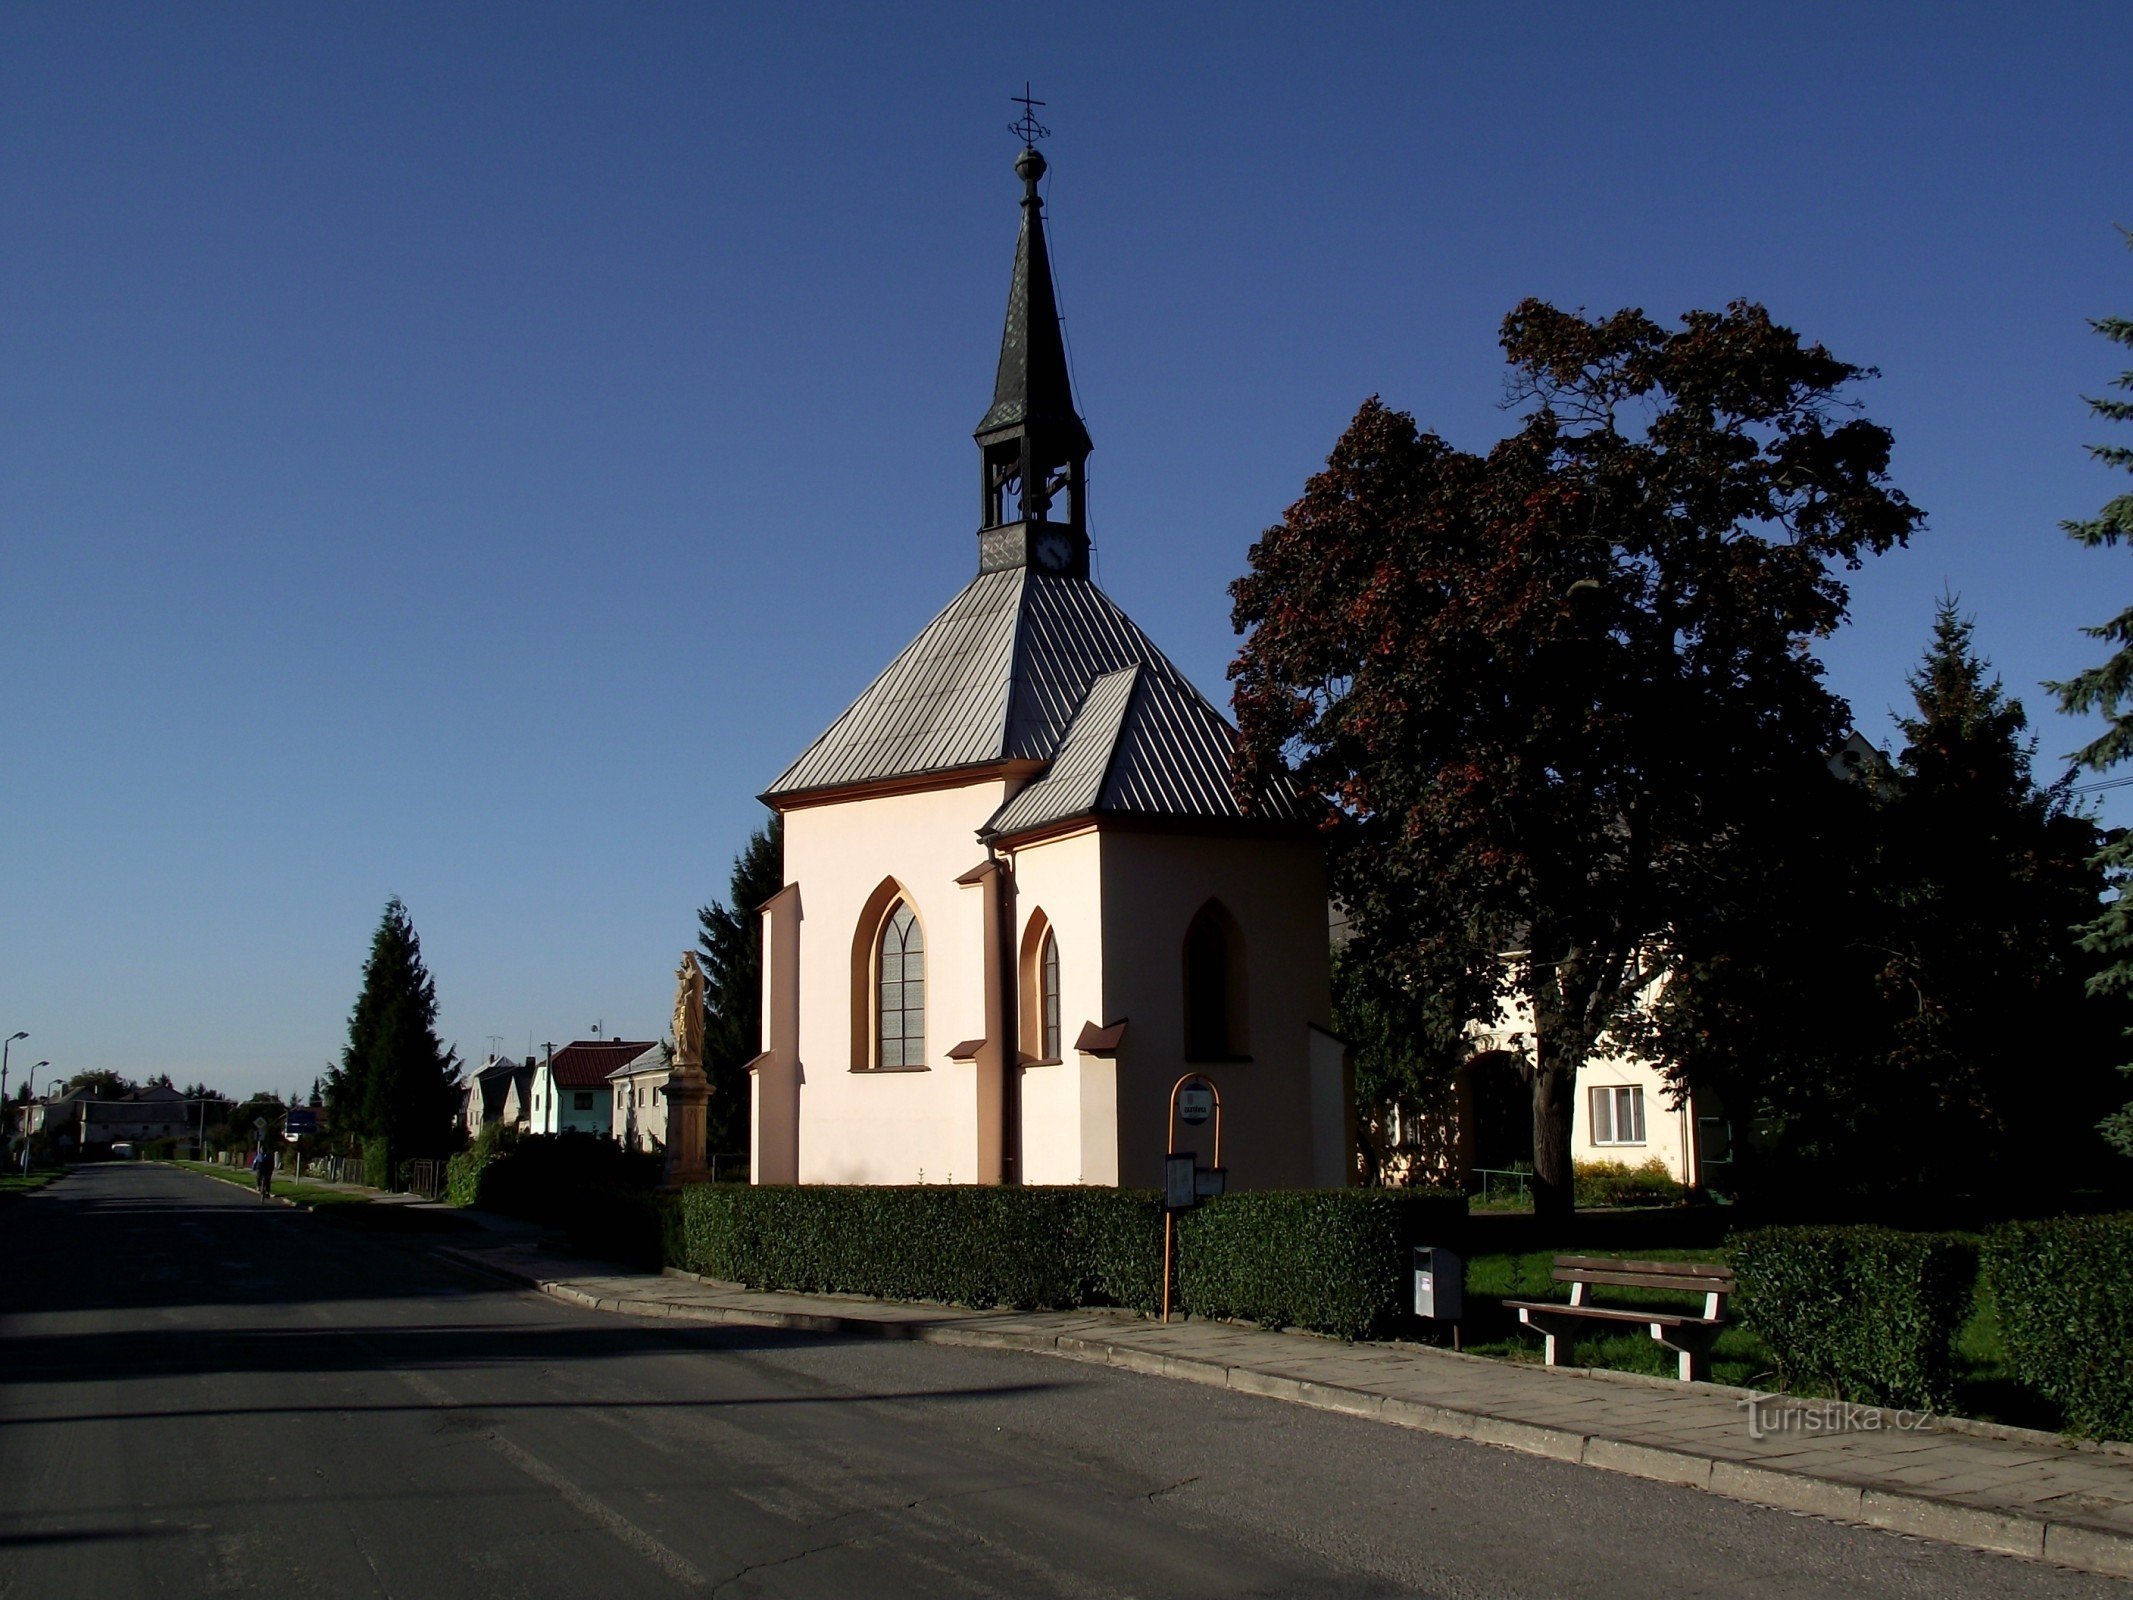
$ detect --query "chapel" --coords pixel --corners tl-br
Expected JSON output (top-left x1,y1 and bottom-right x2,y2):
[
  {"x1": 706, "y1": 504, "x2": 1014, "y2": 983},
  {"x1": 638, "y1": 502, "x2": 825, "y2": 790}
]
[{"x1": 747, "y1": 141, "x2": 1351, "y2": 1191}]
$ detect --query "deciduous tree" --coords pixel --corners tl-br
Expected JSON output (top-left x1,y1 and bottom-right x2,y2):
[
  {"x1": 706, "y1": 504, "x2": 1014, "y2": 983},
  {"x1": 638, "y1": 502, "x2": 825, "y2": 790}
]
[{"x1": 1230, "y1": 301, "x2": 1921, "y2": 1217}]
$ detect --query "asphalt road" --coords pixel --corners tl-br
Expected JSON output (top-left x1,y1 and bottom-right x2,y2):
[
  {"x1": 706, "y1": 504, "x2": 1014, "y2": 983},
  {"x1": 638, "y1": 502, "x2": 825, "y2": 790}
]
[{"x1": 0, "y1": 1166, "x2": 2117, "y2": 1600}]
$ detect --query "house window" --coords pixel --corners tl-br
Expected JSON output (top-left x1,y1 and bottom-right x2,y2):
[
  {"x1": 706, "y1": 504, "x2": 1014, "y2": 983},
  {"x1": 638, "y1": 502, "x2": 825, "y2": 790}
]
[
  {"x1": 1040, "y1": 929, "x2": 1061, "y2": 1061},
  {"x1": 573, "y1": 1092, "x2": 594, "y2": 1112},
  {"x1": 877, "y1": 901, "x2": 925, "y2": 1068},
  {"x1": 1590, "y1": 1085, "x2": 1646, "y2": 1146}
]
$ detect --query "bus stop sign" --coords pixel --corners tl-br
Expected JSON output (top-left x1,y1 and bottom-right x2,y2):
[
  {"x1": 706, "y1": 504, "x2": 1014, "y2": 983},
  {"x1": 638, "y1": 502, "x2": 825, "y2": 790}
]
[{"x1": 1178, "y1": 1086, "x2": 1214, "y2": 1126}]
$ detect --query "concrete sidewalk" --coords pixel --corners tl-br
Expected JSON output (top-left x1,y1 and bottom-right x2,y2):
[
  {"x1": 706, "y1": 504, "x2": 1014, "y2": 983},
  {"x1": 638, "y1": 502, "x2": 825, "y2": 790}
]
[{"x1": 434, "y1": 1233, "x2": 2133, "y2": 1582}]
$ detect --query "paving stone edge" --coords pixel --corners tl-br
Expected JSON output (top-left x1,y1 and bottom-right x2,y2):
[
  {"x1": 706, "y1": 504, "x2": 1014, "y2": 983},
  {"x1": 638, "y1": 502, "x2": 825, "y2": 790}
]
[{"x1": 429, "y1": 1248, "x2": 2133, "y2": 1583}]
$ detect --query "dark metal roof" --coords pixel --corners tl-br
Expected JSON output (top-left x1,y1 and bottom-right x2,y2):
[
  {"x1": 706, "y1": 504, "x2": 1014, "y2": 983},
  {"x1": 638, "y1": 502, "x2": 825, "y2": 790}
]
[
  {"x1": 974, "y1": 148, "x2": 1088, "y2": 449},
  {"x1": 765, "y1": 570, "x2": 1304, "y2": 832},
  {"x1": 983, "y1": 666, "x2": 1139, "y2": 835}
]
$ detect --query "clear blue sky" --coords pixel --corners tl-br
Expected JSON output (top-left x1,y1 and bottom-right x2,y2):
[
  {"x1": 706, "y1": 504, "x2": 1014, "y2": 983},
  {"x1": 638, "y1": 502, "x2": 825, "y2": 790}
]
[{"x1": 4, "y1": 3, "x2": 2130, "y2": 1098}]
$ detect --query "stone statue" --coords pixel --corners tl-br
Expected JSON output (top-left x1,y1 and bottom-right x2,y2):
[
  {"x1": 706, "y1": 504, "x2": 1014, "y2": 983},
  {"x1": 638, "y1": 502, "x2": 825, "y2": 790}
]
[
  {"x1": 665, "y1": 950, "x2": 712, "y2": 1188},
  {"x1": 673, "y1": 951, "x2": 706, "y2": 1068}
]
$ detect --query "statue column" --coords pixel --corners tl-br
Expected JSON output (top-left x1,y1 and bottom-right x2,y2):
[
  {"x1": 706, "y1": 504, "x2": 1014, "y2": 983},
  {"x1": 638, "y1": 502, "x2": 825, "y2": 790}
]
[{"x1": 664, "y1": 951, "x2": 713, "y2": 1187}]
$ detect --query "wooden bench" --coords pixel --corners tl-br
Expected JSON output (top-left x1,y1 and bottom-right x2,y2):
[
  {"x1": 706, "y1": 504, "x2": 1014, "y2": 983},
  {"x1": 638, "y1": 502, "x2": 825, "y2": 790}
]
[{"x1": 1506, "y1": 1255, "x2": 1735, "y2": 1381}]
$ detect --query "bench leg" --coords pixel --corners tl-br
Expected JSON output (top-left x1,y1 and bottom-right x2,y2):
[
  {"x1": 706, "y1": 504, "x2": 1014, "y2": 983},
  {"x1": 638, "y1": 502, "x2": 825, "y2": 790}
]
[{"x1": 1651, "y1": 1323, "x2": 1718, "y2": 1382}]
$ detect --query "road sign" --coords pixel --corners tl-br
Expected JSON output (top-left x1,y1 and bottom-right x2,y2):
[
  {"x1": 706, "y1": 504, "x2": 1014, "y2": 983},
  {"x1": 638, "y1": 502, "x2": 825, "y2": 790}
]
[
  {"x1": 253, "y1": 1117, "x2": 267, "y2": 1134},
  {"x1": 285, "y1": 1107, "x2": 318, "y2": 1134},
  {"x1": 1178, "y1": 1086, "x2": 1214, "y2": 1126}
]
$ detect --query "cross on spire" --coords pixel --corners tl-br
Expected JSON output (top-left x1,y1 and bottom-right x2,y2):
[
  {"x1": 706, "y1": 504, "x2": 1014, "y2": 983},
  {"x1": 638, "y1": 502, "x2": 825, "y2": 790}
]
[{"x1": 1009, "y1": 83, "x2": 1049, "y2": 148}]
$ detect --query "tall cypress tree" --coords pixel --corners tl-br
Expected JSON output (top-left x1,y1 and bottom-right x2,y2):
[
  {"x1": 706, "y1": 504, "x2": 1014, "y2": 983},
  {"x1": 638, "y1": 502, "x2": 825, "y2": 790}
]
[
  {"x1": 329, "y1": 897, "x2": 462, "y2": 1160},
  {"x1": 696, "y1": 817, "x2": 782, "y2": 1156},
  {"x1": 2051, "y1": 231, "x2": 2133, "y2": 1157}
]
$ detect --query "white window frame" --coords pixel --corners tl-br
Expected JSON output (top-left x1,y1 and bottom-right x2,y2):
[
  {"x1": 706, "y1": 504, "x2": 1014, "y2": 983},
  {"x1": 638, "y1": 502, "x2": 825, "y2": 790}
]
[{"x1": 1589, "y1": 1084, "x2": 1647, "y2": 1147}]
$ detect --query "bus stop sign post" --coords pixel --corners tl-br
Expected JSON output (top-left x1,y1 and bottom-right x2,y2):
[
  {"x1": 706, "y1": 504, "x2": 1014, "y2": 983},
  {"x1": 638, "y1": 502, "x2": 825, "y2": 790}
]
[{"x1": 1161, "y1": 1073, "x2": 1223, "y2": 1324}]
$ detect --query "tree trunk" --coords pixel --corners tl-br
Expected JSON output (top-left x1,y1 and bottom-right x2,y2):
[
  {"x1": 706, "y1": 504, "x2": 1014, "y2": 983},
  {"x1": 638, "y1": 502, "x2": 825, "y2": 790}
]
[
  {"x1": 1530, "y1": 1043, "x2": 1577, "y2": 1223},
  {"x1": 1527, "y1": 951, "x2": 1588, "y2": 1225}
]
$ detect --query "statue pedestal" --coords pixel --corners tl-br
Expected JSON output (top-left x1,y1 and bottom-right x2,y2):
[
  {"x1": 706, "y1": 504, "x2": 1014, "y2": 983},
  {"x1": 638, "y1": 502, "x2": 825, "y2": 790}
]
[{"x1": 662, "y1": 1063, "x2": 713, "y2": 1189}]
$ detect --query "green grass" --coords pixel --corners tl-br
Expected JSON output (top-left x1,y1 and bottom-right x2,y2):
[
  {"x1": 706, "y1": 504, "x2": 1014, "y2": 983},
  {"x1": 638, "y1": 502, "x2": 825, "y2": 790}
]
[
  {"x1": 165, "y1": 1159, "x2": 471, "y2": 1233},
  {"x1": 1455, "y1": 1246, "x2": 1776, "y2": 1387},
  {"x1": 0, "y1": 1171, "x2": 61, "y2": 1199},
  {"x1": 167, "y1": 1159, "x2": 372, "y2": 1208},
  {"x1": 1454, "y1": 1238, "x2": 2050, "y2": 1424}
]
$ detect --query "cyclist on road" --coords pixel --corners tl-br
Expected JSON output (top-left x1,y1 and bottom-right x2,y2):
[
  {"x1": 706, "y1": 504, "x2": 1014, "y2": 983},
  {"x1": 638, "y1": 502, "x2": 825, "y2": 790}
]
[{"x1": 251, "y1": 1144, "x2": 274, "y2": 1201}]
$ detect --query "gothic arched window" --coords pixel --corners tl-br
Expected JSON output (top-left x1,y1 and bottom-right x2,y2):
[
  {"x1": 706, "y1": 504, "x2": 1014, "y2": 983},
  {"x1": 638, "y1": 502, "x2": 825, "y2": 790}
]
[
  {"x1": 877, "y1": 902, "x2": 926, "y2": 1068},
  {"x1": 1184, "y1": 903, "x2": 1245, "y2": 1060},
  {"x1": 1040, "y1": 928, "x2": 1062, "y2": 1061}
]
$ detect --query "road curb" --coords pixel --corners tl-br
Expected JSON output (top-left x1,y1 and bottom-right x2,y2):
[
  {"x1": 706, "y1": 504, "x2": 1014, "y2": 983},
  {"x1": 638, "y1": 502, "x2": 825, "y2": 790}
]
[{"x1": 432, "y1": 1247, "x2": 2133, "y2": 1583}]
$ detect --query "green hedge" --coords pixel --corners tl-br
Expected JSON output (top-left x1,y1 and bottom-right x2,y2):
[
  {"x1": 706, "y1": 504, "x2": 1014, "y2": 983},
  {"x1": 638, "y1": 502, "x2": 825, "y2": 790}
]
[
  {"x1": 672, "y1": 1184, "x2": 1467, "y2": 1338},
  {"x1": 1731, "y1": 1225, "x2": 1977, "y2": 1410},
  {"x1": 1983, "y1": 1213, "x2": 2133, "y2": 1440},
  {"x1": 362, "y1": 1136, "x2": 390, "y2": 1191},
  {"x1": 445, "y1": 1147, "x2": 489, "y2": 1208},
  {"x1": 675, "y1": 1185, "x2": 1163, "y2": 1312},
  {"x1": 1178, "y1": 1189, "x2": 1468, "y2": 1341},
  {"x1": 457, "y1": 1134, "x2": 668, "y2": 1264}
]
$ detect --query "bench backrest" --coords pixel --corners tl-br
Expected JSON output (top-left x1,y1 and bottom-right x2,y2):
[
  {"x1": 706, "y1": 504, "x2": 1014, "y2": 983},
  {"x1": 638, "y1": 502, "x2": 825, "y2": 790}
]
[{"x1": 1551, "y1": 1255, "x2": 1737, "y2": 1296}]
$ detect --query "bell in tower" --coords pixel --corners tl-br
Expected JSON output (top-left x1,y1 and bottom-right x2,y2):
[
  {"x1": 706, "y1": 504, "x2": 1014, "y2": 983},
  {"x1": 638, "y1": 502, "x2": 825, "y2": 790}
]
[{"x1": 974, "y1": 136, "x2": 1093, "y2": 579}]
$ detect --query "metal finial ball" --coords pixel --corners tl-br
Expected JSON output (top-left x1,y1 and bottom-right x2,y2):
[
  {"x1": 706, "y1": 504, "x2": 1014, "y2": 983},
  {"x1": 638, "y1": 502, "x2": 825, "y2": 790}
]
[{"x1": 1015, "y1": 146, "x2": 1047, "y2": 185}]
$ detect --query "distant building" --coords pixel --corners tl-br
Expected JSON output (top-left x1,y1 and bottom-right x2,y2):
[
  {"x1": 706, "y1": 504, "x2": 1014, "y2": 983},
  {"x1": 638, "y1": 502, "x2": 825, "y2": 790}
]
[
  {"x1": 40, "y1": 1083, "x2": 191, "y2": 1152},
  {"x1": 463, "y1": 1054, "x2": 534, "y2": 1138},
  {"x1": 609, "y1": 1044, "x2": 668, "y2": 1154},
  {"x1": 529, "y1": 1041, "x2": 653, "y2": 1138}
]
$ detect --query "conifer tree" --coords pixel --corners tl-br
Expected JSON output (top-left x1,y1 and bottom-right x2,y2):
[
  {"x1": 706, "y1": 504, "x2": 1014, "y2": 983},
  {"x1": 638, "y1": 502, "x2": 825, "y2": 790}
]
[
  {"x1": 2051, "y1": 231, "x2": 2133, "y2": 1157},
  {"x1": 329, "y1": 898, "x2": 462, "y2": 1161},
  {"x1": 1877, "y1": 598, "x2": 2111, "y2": 1188},
  {"x1": 696, "y1": 817, "x2": 783, "y2": 1156}
]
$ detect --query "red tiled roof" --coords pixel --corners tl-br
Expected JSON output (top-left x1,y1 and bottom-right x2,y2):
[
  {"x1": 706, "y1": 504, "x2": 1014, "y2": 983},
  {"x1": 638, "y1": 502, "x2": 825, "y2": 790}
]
[{"x1": 548, "y1": 1040, "x2": 657, "y2": 1089}]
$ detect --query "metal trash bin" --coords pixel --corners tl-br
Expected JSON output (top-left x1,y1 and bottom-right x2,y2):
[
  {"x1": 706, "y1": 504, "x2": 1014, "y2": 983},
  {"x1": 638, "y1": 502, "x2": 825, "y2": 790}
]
[{"x1": 1413, "y1": 1245, "x2": 1463, "y2": 1323}]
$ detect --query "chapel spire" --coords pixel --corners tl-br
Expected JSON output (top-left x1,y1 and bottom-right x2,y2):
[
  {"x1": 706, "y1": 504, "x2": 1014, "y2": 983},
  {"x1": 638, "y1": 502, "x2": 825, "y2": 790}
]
[{"x1": 975, "y1": 103, "x2": 1092, "y2": 579}]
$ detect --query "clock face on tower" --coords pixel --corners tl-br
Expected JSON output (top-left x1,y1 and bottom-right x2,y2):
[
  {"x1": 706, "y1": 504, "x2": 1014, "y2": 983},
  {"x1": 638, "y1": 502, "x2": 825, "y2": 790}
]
[{"x1": 1033, "y1": 532, "x2": 1074, "y2": 573}]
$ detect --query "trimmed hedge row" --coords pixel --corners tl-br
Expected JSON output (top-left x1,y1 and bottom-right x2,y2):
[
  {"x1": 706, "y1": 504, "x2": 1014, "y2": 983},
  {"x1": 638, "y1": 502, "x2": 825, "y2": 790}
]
[
  {"x1": 676, "y1": 1185, "x2": 1163, "y2": 1312},
  {"x1": 1730, "y1": 1225, "x2": 1976, "y2": 1410},
  {"x1": 1179, "y1": 1189, "x2": 1468, "y2": 1341},
  {"x1": 671, "y1": 1184, "x2": 1468, "y2": 1338},
  {"x1": 1984, "y1": 1213, "x2": 2133, "y2": 1440}
]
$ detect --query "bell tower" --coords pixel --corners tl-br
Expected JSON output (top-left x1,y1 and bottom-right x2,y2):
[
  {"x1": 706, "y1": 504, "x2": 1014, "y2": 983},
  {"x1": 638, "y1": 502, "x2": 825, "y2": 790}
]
[{"x1": 974, "y1": 123, "x2": 1092, "y2": 580}]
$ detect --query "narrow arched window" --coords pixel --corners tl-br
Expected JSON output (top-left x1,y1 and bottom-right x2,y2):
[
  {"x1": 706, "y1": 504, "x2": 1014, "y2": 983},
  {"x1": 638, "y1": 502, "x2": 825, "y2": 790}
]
[
  {"x1": 877, "y1": 902, "x2": 925, "y2": 1068},
  {"x1": 1185, "y1": 914, "x2": 1229, "y2": 1059},
  {"x1": 1040, "y1": 928, "x2": 1062, "y2": 1061}
]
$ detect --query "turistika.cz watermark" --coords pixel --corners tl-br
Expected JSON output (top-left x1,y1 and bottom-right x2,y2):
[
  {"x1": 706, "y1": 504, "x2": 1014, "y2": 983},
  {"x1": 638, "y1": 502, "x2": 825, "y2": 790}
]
[{"x1": 1739, "y1": 1394, "x2": 1933, "y2": 1440}]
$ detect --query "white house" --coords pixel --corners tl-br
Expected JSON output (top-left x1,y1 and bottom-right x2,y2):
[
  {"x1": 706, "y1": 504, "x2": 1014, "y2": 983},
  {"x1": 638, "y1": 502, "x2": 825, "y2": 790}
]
[
  {"x1": 745, "y1": 144, "x2": 1351, "y2": 1193},
  {"x1": 528, "y1": 1040, "x2": 651, "y2": 1137},
  {"x1": 610, "y1": 1044, "x2": 668, "y2": 1154}
]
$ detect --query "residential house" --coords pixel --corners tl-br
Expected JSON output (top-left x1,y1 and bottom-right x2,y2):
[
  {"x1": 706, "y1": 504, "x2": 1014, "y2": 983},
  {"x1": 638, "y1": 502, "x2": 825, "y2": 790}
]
[
  {"x1": 609, "y1": 1044, "x2": 668, "y2": 1154},
  {"x1": 530, "y1": 1041, "x2": 653, "y2": 1137}
]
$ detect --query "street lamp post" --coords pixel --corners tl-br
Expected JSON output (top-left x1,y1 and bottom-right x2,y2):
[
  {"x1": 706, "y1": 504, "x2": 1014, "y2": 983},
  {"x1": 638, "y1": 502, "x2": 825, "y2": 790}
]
[{"x1": 1, "y1": 1032, "x2": 26, "y2": 1108}]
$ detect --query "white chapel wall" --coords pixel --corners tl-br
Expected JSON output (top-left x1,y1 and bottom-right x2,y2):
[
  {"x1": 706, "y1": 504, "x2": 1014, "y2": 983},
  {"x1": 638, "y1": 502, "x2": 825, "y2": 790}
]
[{"x1": 782, "y1": 777, "x2": 1016, "y2": 1184}]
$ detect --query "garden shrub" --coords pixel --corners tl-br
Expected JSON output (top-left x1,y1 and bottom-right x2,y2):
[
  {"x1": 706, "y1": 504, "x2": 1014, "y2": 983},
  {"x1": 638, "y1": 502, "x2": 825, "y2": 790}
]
[
  {"x1": 1177, "y1": 1188, "x2": 1468, "y2": 1341},
  {"x1": 1983, "y1": 1213, "x2": 2133, "y2": 1441},
  {"x1": 470, "y1": 1133, "x2": 662, "y2": 1221},
  {"x1": 1573, "y1": 1159, "x2": 1683, "y2": 1209},
  {"x1": 361, "y1": 1136, "x2": 391, "y2": 1191},
  {"x1": 674, "y1": 1184, "x2": 1164, "y2": 1312},
  {"x1": 1731, "y1": 1225, "x2": 1977, "y2": 1410}
]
